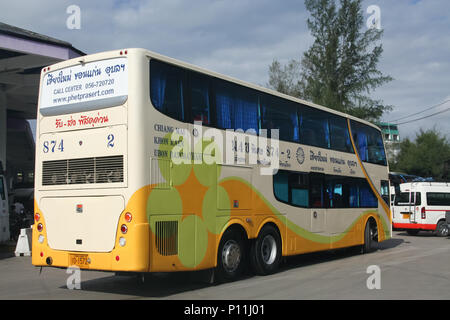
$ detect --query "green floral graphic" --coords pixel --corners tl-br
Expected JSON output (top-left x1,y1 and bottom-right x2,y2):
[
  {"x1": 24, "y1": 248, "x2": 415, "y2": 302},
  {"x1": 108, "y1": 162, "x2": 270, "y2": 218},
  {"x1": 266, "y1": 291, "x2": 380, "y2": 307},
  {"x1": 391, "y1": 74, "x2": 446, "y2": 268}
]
[{"x1": 147, "y1": 132, "x2": 229, "y2": 268}]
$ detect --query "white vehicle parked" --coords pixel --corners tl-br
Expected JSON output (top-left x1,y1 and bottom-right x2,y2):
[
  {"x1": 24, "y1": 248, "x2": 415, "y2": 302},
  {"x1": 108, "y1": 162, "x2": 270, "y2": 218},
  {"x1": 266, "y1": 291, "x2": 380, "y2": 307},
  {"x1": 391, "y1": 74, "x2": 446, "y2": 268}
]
[
  {"x1": 392, "y1": 182, "x2": 450, "y2": 236},
  {"x1": 0, "y1": 173, "x2": 10, "y2": 242}
]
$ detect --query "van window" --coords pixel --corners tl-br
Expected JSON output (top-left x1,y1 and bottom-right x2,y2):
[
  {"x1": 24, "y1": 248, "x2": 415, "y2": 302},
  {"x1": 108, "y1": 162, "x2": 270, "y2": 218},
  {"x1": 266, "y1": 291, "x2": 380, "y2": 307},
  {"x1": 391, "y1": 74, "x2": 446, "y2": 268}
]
[
  {"x1": 395, "y1": 192, "x2": 421, "y2": 206},
  {"x1": 426, "y1": 192, "x2": 450, "y2": 206}
]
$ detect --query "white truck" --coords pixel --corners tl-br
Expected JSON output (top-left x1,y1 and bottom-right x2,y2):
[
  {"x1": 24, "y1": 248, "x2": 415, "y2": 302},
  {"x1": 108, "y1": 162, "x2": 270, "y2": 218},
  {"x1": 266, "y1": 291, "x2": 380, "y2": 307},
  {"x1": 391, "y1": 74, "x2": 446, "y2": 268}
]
[
  {"x1": 392, "y1": 182, "x2": 450, "y2": 236},
  {"x1": 0, "y1": 173, "x2": 10, "y2": 242}
]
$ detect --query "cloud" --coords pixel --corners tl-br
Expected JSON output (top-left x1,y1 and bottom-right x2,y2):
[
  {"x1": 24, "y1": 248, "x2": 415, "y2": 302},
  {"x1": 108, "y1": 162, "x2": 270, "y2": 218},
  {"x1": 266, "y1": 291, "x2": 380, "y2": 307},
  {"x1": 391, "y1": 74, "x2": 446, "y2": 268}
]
[{"x1": 1, "y1": 0, "x2": 449, "y2": 140}]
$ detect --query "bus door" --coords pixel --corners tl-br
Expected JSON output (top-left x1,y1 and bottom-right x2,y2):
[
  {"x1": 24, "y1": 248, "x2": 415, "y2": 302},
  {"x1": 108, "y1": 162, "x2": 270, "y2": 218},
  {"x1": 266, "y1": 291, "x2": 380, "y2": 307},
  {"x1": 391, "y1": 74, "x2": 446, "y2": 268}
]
[{"x1": 309, "y1": 173, "x2": 326, "y2": 233}]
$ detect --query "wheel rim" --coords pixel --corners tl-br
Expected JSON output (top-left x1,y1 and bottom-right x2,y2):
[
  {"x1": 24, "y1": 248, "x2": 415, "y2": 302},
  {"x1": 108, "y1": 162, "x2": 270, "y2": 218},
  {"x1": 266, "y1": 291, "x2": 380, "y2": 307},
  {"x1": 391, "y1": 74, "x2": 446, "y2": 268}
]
[
  {"x1": 222, "y1": 240, "x2": 241, "y2": 273},
  {"x1": 261, "y1": 235, "x2": 277, "y2": 265}
]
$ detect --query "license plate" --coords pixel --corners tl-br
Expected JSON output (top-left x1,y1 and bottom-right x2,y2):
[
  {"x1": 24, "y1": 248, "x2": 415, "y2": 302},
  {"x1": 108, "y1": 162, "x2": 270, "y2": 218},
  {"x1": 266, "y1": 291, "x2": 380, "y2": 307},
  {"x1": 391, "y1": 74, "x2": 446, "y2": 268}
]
[
  {"x1": 402, "y1": 212, "x2": 411, "y2": 219},
  {"x1": 69, "y1": 254, "x2": 89, "y2": 268}
]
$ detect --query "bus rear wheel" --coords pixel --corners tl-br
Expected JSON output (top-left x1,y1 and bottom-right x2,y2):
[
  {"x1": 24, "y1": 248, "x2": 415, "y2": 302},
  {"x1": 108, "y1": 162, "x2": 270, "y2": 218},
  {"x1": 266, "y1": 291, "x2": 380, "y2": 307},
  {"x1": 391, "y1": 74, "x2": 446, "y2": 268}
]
[
  {"x1": 250, "y1": 224, "x2": 282, "y2": 276},
  {"x1": 216, "y1": 227, "x2": 247, "y2": 282}
]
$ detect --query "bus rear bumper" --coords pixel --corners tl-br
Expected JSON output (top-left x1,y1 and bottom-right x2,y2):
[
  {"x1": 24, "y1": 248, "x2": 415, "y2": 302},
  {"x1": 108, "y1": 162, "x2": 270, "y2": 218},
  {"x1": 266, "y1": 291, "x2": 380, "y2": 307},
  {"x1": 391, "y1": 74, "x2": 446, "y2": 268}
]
[{"x1": 32, "y1": 223, "x2": 150, "y2": 273}]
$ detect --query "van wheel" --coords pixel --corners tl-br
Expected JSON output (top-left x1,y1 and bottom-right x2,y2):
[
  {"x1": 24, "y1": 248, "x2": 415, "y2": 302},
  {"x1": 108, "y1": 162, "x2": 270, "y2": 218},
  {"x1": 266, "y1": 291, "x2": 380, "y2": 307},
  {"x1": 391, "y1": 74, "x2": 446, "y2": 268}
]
[
  {"x1": 250, "y1": 224, "x2": 282, "y2": 275},
  {"x1": 216, "y1": 228, "x2": 246, "y2": 282},
  {"x1": 435, "y1": 221, "x2": 449, "y2": 237}
]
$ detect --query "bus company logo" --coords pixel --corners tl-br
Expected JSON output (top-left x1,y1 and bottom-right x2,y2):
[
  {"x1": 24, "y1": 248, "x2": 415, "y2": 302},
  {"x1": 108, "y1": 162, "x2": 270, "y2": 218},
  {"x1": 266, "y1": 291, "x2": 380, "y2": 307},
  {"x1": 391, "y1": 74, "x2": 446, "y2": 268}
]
[{"x1": 296, "y1": 147, "x2": 305, "y2": 165}]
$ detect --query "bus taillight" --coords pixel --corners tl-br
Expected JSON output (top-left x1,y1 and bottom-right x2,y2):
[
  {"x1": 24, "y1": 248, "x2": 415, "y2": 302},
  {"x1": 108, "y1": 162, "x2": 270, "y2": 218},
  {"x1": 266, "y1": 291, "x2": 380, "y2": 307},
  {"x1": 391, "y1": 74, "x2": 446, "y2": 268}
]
[
  {"x1": 35, "y1": 213, "x2": 40, "y2": 222},
  {"x1": 37, "y1": 223, "x2": 43, "y2": 232},
  {"x1": 125, "y1": 212, "x2": 132, "y2": 223},
  {"x1": 421, "y1": 207, "x2": 426, "y2": 219},
  {"x1": 120, "y1": 224, "x2": 128, "y2": 234}
]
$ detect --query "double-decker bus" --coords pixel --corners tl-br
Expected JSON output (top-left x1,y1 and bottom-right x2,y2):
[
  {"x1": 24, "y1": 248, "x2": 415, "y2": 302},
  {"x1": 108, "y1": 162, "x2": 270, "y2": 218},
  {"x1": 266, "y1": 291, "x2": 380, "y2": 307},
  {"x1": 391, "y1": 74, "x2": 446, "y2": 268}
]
[{"x1": 32, "y1": 48, "x2": 391, "y2": 281}]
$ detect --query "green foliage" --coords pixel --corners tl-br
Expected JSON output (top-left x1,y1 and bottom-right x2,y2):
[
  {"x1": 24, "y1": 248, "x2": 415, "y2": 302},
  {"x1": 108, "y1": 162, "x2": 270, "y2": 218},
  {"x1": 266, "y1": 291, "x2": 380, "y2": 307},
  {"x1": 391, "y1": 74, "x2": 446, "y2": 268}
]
[
  {"x1": 392, "y1": 129, "x2": 450, "y2": 180},
  {"x1": 267, "y1": 0, "x2": 393, "y2": 122},
  {"x1": 267, "y1": 59, "x2": 302, "y2": 98}
]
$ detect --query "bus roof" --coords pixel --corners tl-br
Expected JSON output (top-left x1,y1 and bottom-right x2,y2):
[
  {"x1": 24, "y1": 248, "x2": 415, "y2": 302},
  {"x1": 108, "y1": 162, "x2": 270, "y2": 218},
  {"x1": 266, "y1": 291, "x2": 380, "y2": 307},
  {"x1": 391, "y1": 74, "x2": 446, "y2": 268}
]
[{"x1": 41, "y1": 47, "x2": 382, "y2": 132}]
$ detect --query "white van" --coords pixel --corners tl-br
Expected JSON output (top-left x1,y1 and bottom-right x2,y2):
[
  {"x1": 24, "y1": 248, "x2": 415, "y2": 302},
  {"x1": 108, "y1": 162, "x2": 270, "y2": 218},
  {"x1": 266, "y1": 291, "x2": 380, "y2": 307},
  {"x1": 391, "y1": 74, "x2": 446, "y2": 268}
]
[
  {"x1": 0, "y1": 174, "x2": 10, "y2": 242},
  {"x1": 392, "y1": 182, "x2": 450, "y2": 236}
]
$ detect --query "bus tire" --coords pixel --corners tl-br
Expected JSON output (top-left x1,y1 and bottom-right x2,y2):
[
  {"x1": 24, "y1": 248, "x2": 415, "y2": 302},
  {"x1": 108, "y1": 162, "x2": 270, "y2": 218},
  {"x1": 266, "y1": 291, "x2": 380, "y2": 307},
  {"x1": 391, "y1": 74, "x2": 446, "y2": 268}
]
[
  {"x1": 250, "y1": 224, "x2": 282, "y2": 276},
  {"x1": 216, "y1": 227, "x2": 247, "y2": 282},
  {"x1": 362, "y1": 219, "x2": 377, "y2": 254},
  {"x1": 435, "y1": 220, "x2": 449, "y2": 237}
]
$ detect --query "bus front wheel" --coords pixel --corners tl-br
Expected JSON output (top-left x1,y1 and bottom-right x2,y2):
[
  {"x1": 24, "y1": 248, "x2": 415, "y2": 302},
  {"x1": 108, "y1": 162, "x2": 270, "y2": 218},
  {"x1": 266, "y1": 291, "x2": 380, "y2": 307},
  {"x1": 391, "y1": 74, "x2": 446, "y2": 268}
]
[{"x1": 362, "y1": 219, "x2": 377, "y2": 254}]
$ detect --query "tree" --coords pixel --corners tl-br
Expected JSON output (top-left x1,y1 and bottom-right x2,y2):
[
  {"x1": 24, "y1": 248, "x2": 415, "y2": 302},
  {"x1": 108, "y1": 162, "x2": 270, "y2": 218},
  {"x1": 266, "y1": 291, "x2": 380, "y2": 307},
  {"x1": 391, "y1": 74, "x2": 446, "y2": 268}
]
[
  {"x1": 392, "y1": 129, "x2": 450, "y2": 181},
  {"x1": 268, "y1": 0, "x2": 393, "y2": 122},
  {"x1": 267, "y1": 59, "x2": 302, "y2": 98}
]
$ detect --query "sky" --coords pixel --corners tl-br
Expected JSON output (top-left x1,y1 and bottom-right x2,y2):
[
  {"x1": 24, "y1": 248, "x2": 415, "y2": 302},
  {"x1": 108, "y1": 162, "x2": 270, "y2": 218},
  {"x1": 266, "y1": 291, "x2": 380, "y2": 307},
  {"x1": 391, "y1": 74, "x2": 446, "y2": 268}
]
[{"x1": 1, "y1": 0, "x2": 449, "y2": 140}]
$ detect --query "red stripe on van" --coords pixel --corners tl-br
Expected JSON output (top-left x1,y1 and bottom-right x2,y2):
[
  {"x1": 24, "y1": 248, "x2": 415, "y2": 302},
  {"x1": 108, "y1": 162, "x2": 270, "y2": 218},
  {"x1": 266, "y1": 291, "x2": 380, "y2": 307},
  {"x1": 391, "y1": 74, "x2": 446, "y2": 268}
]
[{"x1": 393, "y1": 223, "x2": 436, "y2": 231}]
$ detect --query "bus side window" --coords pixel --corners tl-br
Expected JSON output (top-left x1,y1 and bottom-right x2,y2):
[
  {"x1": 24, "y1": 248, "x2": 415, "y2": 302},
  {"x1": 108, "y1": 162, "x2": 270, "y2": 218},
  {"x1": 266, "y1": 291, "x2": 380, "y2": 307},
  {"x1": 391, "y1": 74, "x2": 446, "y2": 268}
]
[
  {"x1": 273, "y1": 170, "x2": 309, "y2": 207},
  {"x1": 299, "y1": 106, "x2": 330, "y2": 149},
  {"x1": 381, "y1": 180, "x2": 390, "y2": 205},
  {"x1": 350, "y1": 121, "x2": 387, "y2": 166},
  {"x1": 260, "y1": 95, "x2": 299, "y2": 143},
  {"x1": 329, "y1": 115, "x2": 353, "y2": 153},
  {"x1": 309, "y1": 174, "x2": 325, "y2": 208},
  {"x1": 289, "y1": 172, "x2": 309, "y2": 207},
  {"x1": 214, "y1": 79, "x2": 259, "y2": 132},
  {"x1": 150, "y1": 59, "x2": 186, "y2": 122},
  {"x1": 189, "y1": 72, "x2": 211, "y2": 125},
  {"x1": 359, "y1": 180, "x2": 378, "y2": 208},
  {"x1": 273, "y1": 170, "x2": 289, "y2": 203}
]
